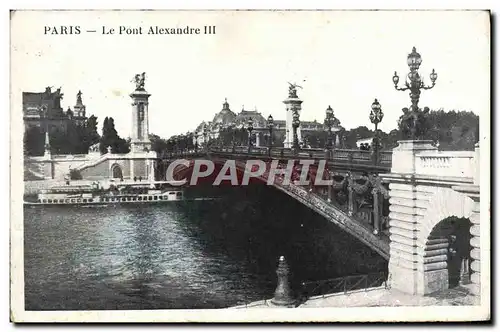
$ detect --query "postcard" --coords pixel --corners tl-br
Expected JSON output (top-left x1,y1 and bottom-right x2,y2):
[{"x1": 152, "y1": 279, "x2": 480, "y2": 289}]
[{"x1": 10, "y1": 9, "x2": 491, "y2": 322}]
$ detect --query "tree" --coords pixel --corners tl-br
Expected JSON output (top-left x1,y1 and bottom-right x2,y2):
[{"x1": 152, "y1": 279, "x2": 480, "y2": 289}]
[
  {"x1": 99, "y1": 117, "x2": 130, "y2": 154},
  {"x1": 24, "y1": 126, "x2": 45, "y2": 156},
  {"x1": 343, "y1": 126, "x2": 374, "y2": 149},
  {"x1": 302, "y1": 131, "x2": 327, "y2": 148},
  {"x1": 99, "y1": 117, "x2": 111, "y2": 154},
  {"x1": 82, "y1": 115, "x2": 100, "y2": 152},
  {"x1": 423, "y1": 110, "x2": 479, "y2": 150},
  {"x1": 150, "y1": 134, "x2": 169, "y2": 154}
]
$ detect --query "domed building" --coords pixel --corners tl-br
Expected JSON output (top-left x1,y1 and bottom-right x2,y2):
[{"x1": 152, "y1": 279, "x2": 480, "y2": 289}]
[
  {"x1": 212, "y1": 98, "x2": 236, "y2": 126},
  {"x1": 193, "y1": 97, "x2": 343, "y2": 148}
]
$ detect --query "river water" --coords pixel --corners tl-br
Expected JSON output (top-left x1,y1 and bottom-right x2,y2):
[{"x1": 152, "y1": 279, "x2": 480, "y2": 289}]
[{"x1": 24, "y1": 185, "x2": 387, "y2": 310}]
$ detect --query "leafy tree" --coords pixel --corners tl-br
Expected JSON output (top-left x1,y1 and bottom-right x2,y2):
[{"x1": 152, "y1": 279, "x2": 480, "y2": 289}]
[
  {"x1": 423, "y1": 110, "x2": 479, "y2": 150},
  {"x1": 99, "y1": 117, "x2": 130, "y2": 154},
  {"x1": 343, "y1": 126, "x2": 374, "y2": 149},
  {"x1": 302, "y1": 131, "x2": 327, "y2": 148},
  {"x1": 150, "y1": 134, "x2": 169, "y2": 154},
  {"x1": 24, "y1": 126, "x2": 45, "y2": 156},
  {"x1": 82, "y1": 115, "x2": 100, "y2": 152}
]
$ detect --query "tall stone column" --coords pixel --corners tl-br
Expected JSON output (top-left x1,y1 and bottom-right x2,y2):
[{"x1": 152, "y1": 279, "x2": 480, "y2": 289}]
[
  {"x1": 128, "y1": 73, "x2": 157, "y2": 182},
  {"x1": 130, "y1": 89, "x2": 152, "y2": 153},
  {"x1": 283, "y1": 87, "x2": 303, "y2": 149},
  {"x1": 255, "y1": 132, "x2": 261, "y2": 147},
  {"x1": 383, "y1": 140, "x2": 438, "y2": 295}
]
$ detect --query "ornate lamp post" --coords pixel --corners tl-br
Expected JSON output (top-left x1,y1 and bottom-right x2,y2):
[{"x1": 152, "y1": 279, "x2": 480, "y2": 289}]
[
  {"x1": 324, "y1": 105, "x2": 335, "y2": 157},
  {"x1": 369, "y1": 99, "x2": 384, "y2": 165},
  {"x1": 202, "y1": 124, "x2": 209, "y2": 152},
  {"x1": 267, "y1": 114, "x2": 274, "y2": 156},
  {"x1": 393, "y1": 47, "x2": 438, "y2": 140},
  {"x1": 39, "y1": 106, "x2": 51, "y2": 156},
  {"x1": 231, "y1": 126, "x2": 236, "y2": 153},
  {"x1": 247, "y1": 118, "x2": 254, "y2": 153},
  {"x1": 291, "y1": 108, "x2": 300, "y2": 155},
  {"x1": 174, "y1": 136, "x2": 179, "y2": 155},
  {"x1": 194, "y1": 132, "x2": 199, "y2": 153}
]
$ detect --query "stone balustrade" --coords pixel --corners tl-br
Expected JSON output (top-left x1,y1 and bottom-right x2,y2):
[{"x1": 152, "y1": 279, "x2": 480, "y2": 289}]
[{"x1": 415, "y1": 151, "x2": 476, "y2": 179}]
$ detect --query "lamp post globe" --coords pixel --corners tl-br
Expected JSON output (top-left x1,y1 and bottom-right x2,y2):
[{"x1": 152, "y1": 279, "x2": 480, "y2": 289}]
[
  {"x1": 267, "y1": 114, "x2": 274, "y2": 156},
  {"x1": 393, "y1": 47, "x2": 438, "y2": 140},
  {"x1": 407, "y1": 46, "x2": 422, "y2": 71},
  {"x1": 324, "y1": 105, "x2": 335, "y2": 150},
  {"x1": 369, "y1": 98, "x2": 383, "y2": 165},
  {"x1": 370, "y1": 98, "x2": 383, "y2": 126}
]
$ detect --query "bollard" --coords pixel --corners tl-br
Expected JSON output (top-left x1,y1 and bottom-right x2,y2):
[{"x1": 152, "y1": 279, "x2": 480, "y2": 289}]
[{"x1": 271, "y1": 256, "x2": 296, "y2": 307}]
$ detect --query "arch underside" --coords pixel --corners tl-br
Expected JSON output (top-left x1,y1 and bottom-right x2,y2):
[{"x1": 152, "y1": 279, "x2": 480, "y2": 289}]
[
  {"x1": 170, "y1": 157, "x2": 390, "y2": 259},
  {"x1": 420, "y1": 186, "x2": 475, "y2": 246},
  {"x1": 389, "y1": 182, "x2": 476, "y2": 295}
]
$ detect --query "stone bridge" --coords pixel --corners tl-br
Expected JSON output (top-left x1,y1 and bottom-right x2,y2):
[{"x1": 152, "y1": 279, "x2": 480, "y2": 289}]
[{"x1": 158, "y1": 140, "x2": 482, "y2": 298}]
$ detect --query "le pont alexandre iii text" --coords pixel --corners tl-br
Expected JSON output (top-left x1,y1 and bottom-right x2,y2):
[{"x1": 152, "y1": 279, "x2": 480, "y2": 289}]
[{"x1": 44, "y1": 25, "x2": 216, "y2": 35}]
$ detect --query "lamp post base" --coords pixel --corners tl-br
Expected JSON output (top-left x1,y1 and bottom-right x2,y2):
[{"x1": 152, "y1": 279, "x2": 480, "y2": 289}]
[{"x1": 271, "y1": 256, "x2": 296, "y2": 307}]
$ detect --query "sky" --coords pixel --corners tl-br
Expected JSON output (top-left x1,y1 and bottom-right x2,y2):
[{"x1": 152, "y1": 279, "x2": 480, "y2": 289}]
[{"x1": 11, "y1": 10, "x2": 490, "y2": 139}]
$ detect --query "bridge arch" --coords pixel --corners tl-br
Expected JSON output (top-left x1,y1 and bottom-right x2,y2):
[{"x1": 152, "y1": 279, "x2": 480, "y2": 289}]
[
  {"x1": 419, "y1": 187, "x2": 474, "y2": 246},
  {"x1": 424, "y1": 216, "x2": 472, "y2": 292},
  {"x1": 110, "y1": 163, "x2": 123, "y2": 179},
  {"x1": 165, "y1": 156, "x2": 390, "y2": 259},
  {"x1": 415, "y1": 187, "x2": 475, "y2": 294}
]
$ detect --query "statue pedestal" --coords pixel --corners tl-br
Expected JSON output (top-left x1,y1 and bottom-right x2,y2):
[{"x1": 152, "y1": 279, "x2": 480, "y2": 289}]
[
  {"x1": 130, "y1": 89, "x2": 152, "y2": 153},
  {"x1": 283, "y1": 96, "x2": 303, "y2": 149},
  {"x1": 391, "y1": 140, "x2": 437, "y2": 174}
]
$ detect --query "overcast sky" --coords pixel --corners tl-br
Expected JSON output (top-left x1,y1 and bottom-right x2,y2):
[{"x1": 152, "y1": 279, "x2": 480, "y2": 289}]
[{"x1": 11, "y1": 10, "x2": 489, "y2": 139}]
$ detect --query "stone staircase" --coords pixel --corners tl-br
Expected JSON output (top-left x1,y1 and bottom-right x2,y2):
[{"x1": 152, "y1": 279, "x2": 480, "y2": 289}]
[{"x1": 24, "y1": 160, "x2": 46, "y2": 180}]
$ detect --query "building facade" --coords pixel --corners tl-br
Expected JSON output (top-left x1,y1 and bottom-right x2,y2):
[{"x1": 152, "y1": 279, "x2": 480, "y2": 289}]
[
  {"x1": 193, "y1": 95, "x2": 341, "y2": 148},
  {"x1": 23, "y1": 87, "x2": 87, "y2": 131}
]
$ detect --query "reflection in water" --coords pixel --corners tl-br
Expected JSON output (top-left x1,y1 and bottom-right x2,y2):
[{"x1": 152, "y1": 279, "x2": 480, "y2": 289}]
[{"x1": 24, "y1": 185, "x2": 387, "y2": 310}]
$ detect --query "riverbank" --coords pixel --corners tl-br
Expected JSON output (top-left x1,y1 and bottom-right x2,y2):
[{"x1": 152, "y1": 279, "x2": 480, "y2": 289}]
[{"x1": 232, "y1": 284, "x2": 478, "y2": 309}]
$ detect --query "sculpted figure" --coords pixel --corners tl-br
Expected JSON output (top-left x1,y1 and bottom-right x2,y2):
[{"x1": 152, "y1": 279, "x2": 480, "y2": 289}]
[
  {"x1": 54, "y1": 88, "x2": 64, "y2": 109},
  {"x1": 133, "y1": 72, "x2": 146, "y2": 90},
  {"x1": 288, "y1": 82, "x2": 302, "y2": 98},
  {"x1": 76, "y1": 90, "x2": 83, "y2": 104}
]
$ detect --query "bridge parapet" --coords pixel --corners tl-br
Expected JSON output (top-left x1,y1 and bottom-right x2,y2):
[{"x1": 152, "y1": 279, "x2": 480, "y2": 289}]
[
  {"x1": 203, "y1": 146, "x2": 392, "y2": 169},
  {"x1": 161, "y1": 153, "x2": 392, "y2": 258},
  {"x1": 382, "y1": 140, "x2": 481, "y2": 297},
  {"x1": 415, "y1": 151, "x2": 476, "y2": 179}
]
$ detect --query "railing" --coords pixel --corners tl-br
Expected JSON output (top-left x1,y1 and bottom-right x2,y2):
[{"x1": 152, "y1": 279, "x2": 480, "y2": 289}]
[
  {"x1": 415, "y1": 151, "x2": 476, "y2": 179},
  {"x1": 202, "y1": 145, "x2": 393, "y2": 167},
  {"x1": 52, "y1": 154, "x2": 89, "y2": 160},
  {"x1": 161, "y1": 145, "x2": 393, "y2": 168},
  {"x1": 274, "y1": 180, "x2": 390, "y2": 258},
  {"x1": 162, "y1": 151, "x2": 391, "y2": 256},
  {"x1": 299, "y1": 272, "x2": 388, "y2": 301},
  {"x1": 232, "y1": 272, "x2": 388, "y2": 308}
]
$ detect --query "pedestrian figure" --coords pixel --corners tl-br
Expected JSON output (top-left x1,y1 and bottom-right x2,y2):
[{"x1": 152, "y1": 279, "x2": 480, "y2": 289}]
[{"x1": 134, "y1": 176, "x2": 137, "y2": 182}]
